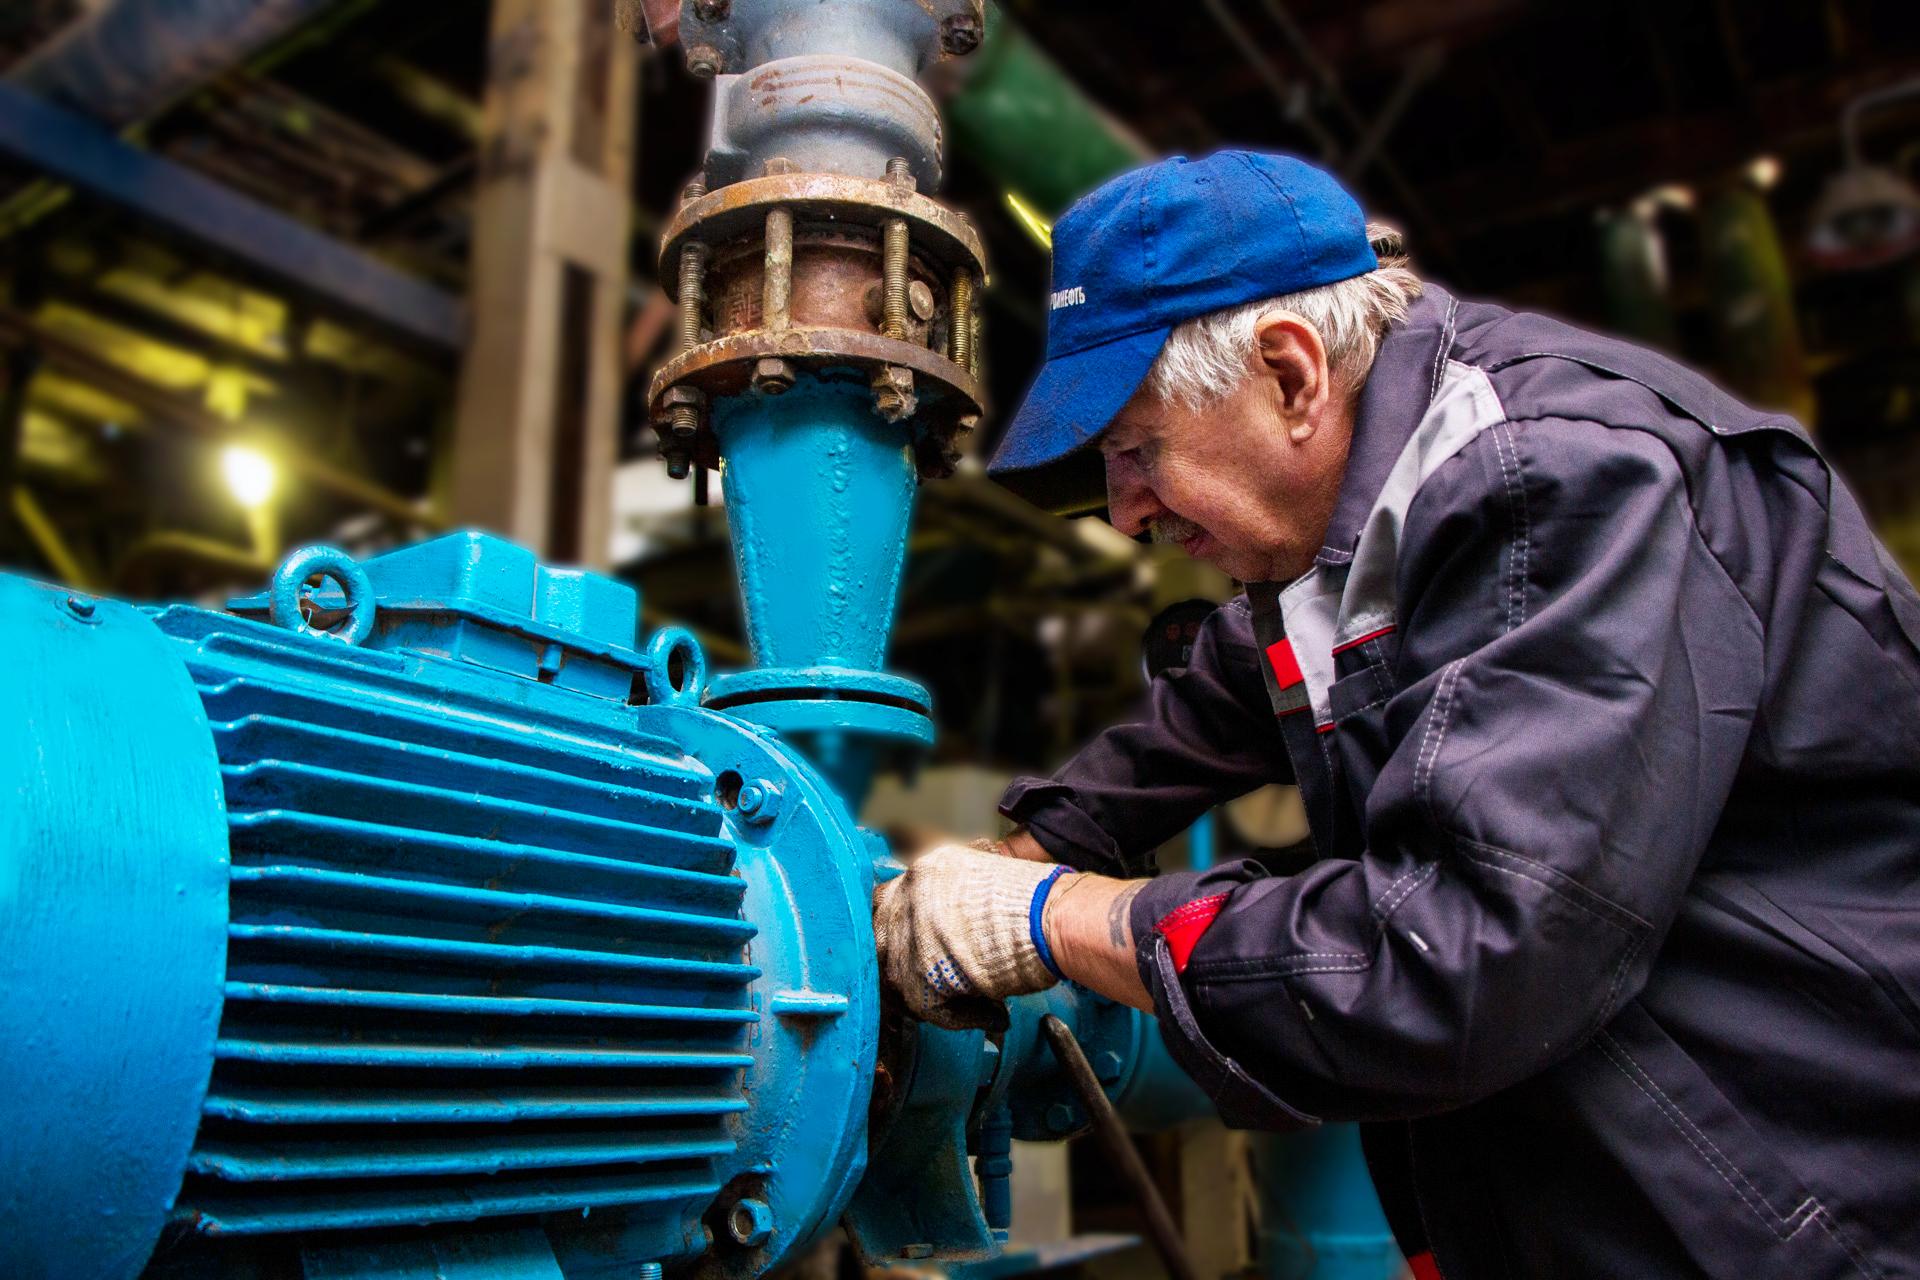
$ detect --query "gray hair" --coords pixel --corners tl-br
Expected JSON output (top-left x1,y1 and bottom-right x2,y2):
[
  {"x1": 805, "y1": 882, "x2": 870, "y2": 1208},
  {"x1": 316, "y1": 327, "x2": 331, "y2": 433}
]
[{"x1": 1143, "y1": 224, "x2": 1423, "y2": 411}]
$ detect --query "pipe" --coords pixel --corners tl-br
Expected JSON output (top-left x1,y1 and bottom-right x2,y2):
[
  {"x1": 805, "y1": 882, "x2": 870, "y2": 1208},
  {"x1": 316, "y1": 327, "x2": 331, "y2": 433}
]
[
  {"x1": 1258, "y1": 1126, "x2": 1402, "y2": 1280},
  {"x1": 942, "y1": 6, "x2": 1149, "y2": 218},
  {"x1": 7, "y1": 0, "x2": 338, "y2": 128}
]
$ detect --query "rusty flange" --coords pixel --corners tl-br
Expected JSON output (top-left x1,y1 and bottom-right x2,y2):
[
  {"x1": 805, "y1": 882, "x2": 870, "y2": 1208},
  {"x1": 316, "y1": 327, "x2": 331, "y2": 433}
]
[
  {"x1": 646, "y1": 325, "x2": 983, "y2": 460},
  {"x1": 660, "y1": 173, "x2": 986, "y2": 284},
  {"x1": 649, "y1": 166, "x2": 987, "y2": 479}
]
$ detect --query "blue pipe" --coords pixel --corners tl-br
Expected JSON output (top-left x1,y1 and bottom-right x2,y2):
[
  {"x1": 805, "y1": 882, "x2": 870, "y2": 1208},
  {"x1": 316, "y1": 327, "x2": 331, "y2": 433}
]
[
  {"x1": 1259, "y1": 1125, "x2": 1402, "y2": 1280},
  {"x1": 711, "y1": 375, "x2": 917, "y2": 674},
  {"x1": 7, "y1": 0, "x2": 335, "y2": 127},
  {"x1": 1188, "y1": 810, "x2": 1218, "y2": 870}
]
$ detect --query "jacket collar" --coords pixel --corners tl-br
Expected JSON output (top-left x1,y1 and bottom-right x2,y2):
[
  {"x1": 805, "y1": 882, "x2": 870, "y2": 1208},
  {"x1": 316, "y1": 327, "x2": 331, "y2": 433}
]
[{"x1": 1314, "y1": 283, "x2": 1459, "y2": 568}]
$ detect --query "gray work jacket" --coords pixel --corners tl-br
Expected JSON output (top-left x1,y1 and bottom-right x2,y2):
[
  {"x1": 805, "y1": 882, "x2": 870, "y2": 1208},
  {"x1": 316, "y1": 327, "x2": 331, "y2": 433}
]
[{"x1": 1003, "y1": 286, "x2": 1920, "y2": 1278}]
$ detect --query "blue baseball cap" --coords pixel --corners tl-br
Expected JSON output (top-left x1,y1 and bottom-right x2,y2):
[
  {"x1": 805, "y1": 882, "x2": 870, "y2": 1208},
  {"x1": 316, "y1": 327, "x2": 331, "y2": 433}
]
[{"x1": 988, "y1": 150, "x2": 1378, "y2": 473}]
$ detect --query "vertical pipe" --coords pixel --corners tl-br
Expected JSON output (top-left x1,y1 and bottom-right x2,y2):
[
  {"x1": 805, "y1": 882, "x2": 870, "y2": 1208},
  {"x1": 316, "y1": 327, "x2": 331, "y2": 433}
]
[
  {"x1": 1259, "y1": 1126, "x2": 1402, "y2": 1280},
  {"x1": 977, "y1": 1104, "x2": 1014, "y2": 1235},
  {"x1": 1188, "y1": 811, "x2": 1218, "y2": 871}
]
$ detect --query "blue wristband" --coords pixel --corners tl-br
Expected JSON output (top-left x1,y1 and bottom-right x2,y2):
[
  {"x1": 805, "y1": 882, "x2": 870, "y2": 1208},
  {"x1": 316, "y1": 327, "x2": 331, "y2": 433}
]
[{"x1": 1029, "y1": 865, "x2": 1072, "y2": 981}]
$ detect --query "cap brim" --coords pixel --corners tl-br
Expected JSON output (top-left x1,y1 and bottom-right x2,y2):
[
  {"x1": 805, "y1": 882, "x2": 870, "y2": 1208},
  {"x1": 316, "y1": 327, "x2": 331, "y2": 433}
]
[{"x1": 987, "y1": 325, "x2": 1172, "y2": 474}]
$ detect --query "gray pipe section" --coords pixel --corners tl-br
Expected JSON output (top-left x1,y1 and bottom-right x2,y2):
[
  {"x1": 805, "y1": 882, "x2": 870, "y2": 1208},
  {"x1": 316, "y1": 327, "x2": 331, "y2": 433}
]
[{"x1": 8, "y1": 0, "x2": 336, "y2": 126}]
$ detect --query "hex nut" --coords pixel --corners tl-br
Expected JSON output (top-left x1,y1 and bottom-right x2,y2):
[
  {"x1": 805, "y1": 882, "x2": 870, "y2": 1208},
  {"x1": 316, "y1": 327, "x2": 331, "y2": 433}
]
[
  {"x1": 907, "y1": 279, "x2": 937, "y2": 322},
  {"x1": 1045, "y1": 1102, "x2": 1079, "y2": 1133},
  {"x1": 727, "y1": 1197, "x2": 773, "y2": 1248},
  {"x1": 692, "y1": 0, "x2": 731, "y2": 20},
  {"x1": 870, "y1": 364, "x2": 917, "y2": 422},
  {"x1": 751, "y1": 357, "x2": 795, "y2": 395},
  {"x1": 736, "y1": 779, "x2": 781, "y2": 825},
  {"x1": 1094, "y1": 1049, "x2": 1124, "y2": 1084},
  {"x1": 940, "y1": 13, "x2": 983, "y2": 55},
  {"x1": 660, "y1": 383, "x2": 706, "y2": 410},
  {"x1": 686, "y1": 43, "x2": 722, "y2": 78}
]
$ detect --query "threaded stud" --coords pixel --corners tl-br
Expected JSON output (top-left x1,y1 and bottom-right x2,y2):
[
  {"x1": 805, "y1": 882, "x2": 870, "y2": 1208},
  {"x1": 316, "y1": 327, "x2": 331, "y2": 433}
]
[{"x1": 951, "y1": 269, "x2": 974, "y2": 369}]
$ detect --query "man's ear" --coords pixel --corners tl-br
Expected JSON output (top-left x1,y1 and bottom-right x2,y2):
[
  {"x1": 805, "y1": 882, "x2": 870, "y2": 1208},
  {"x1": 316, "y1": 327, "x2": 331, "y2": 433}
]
[{"x1": 1253, "y1": 310, "x2": 1331, "y2": 434}]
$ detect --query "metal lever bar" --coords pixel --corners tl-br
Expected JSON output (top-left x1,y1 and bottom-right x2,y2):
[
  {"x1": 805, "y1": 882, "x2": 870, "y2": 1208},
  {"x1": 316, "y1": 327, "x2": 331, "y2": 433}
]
[{"x1": 1040, "y1": 1014, "x2": 1200, "y2": 1280}]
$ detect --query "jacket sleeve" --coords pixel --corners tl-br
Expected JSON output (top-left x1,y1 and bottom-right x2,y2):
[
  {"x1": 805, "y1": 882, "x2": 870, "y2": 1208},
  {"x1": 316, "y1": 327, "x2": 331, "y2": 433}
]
[
  {"x1": 1000, "y1": 596, "x2": 1294, "y2": 876},
  {"x1": 1128, "y1": 420, "x2": 1767, "y2": 1128}
]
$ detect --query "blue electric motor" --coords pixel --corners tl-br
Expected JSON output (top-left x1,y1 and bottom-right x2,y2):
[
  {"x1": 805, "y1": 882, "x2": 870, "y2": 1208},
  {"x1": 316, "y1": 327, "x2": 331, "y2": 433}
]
[{"x1": 0, "y1": 531, "x2": 1207, "y2": 1280}]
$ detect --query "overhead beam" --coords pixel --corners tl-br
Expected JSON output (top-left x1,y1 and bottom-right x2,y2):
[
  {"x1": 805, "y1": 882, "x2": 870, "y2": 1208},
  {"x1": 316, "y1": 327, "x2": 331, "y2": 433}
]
[{"x1": 0, "y1": 81, "x2": 464, "y2": 354}]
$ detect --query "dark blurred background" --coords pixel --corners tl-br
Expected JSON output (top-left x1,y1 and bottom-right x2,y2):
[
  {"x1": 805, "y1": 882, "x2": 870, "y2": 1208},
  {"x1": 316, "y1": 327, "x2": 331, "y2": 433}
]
[{"x1": 1, "y1": 0, "x2": 1915, "y2": 797}]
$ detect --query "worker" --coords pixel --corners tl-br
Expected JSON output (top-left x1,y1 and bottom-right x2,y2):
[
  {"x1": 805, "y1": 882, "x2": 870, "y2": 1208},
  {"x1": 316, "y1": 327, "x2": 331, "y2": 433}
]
[{"x1": 873, "y1": 151, "x2": 1920, "y2": 1277}]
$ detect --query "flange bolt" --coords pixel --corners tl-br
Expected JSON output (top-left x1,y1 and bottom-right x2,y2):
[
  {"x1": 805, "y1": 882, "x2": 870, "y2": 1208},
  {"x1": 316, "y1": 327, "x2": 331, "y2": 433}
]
[{"x1": 727, "y1": 1197, "x2": 773, "y2": 1248}]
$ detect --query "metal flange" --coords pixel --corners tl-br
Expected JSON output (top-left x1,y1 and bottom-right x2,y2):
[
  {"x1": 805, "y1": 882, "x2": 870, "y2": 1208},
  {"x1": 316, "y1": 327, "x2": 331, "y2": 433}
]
[
  {"x1": 659, "y1": 172, "x2": 986, "y2": 284},
  {"x1": 650, "y1": 168, "x2": 986, "y2": 477},
  {"x1": 646, "y1": 327, "x2": 983, "y2": 442}
]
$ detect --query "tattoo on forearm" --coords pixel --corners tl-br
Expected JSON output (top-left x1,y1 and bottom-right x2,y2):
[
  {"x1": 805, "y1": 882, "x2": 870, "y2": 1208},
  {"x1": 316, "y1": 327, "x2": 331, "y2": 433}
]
[{"x1": 1108, "y1": 882, "x2": 1146, "y2": 949}]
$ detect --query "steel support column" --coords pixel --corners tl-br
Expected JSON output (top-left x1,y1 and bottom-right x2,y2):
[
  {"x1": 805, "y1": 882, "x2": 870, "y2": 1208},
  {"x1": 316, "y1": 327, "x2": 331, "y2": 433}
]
[{"x1": 449, "y1": 0, "x2": 636, "y2": 565}]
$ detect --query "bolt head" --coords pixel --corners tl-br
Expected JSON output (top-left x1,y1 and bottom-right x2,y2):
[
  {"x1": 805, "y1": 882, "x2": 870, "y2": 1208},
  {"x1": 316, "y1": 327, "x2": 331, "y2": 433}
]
[
  {"x1": 1094, "y1": 1049, "x2": 1124, "y2": 1084},
  {"x1": 751, "y1": 357, "x2": 795, "y2": 395},
  {"x1": 940, "y1": 13, "x2": 983, "y2": 55},
  {"x1": 727, "y1": 1197, "x2": 773, "y2": 1248},
  {"x1": 1045, "y1": 1102, "x2": 1079, "y2": 1133},
  {"x1": 762, "y1": 156, "x2": 796, "y2": 176},
  {"x1": 907, "y1": 279, "x2": 936, "y2": 322},
  {"x1": 686, "y1": 43, "x2": 722, "y2": 78},
  {"x1": 692, "y1": 0, "x2": 731, "y2": 21},
  {"x1": 62, "y1": 594, "x2": 95, "y2": 619}
]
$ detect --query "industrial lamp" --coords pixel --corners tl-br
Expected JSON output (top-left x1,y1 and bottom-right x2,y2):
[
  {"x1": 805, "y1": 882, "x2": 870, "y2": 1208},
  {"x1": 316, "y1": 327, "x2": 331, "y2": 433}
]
[{"x1": 1808, "y1": 78, "x2": 1920, "y2": 271}]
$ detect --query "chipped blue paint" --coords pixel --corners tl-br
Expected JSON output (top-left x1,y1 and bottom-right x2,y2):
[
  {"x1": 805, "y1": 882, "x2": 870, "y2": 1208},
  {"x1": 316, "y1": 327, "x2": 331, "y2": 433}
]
[{"x1": 708, "y1": 375, "x2": 935, "y2": 804}]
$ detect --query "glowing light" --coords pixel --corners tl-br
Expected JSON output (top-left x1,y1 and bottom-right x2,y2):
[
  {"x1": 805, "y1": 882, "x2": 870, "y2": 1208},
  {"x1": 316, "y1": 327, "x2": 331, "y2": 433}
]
[
  {"x1": 1746, "y1": 155, "x2": 1783, "y2": 190},
  {"x1": 1004, "y1": 190, "x2": 1053, "y2": 250},
  {"x1": 221, "y1": 444, "x2": 278, "y2": 510}
]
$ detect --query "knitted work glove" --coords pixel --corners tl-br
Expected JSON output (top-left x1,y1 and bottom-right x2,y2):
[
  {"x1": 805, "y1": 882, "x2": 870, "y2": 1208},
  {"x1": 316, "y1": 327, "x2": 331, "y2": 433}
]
[{"x1": 873, "y1": 844, "x2": 1062, "y2": 1031}]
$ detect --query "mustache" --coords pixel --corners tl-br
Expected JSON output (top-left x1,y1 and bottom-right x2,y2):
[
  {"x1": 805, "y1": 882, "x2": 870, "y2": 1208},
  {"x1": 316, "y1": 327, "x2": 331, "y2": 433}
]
[{"x1": 1150, "y1": 515, "x2": 1204, "y2": 547}]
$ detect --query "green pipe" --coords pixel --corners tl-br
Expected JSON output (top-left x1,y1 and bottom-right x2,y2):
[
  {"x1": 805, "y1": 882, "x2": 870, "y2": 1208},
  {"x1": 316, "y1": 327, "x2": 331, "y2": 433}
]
[
  {"x1": 945, "y1": 5, "x2": 1147, "y2": 219},
  {"x1": 1596, "y1": 208, "x2": 1681, "y2": 352},
  {"x1": 1701, "y1": 186, "x2": 1816, "y2": 427}
]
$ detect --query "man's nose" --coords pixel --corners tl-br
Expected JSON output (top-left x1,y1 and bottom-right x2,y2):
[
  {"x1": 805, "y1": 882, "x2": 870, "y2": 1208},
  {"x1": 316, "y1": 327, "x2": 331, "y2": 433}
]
[{"x1": 1105, "y1": 454, "x2": 1158, "y2": 537}]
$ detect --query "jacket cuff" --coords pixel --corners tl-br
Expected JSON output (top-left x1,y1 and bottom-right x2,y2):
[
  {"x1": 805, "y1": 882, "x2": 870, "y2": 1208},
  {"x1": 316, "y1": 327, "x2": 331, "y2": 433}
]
[
  {"x1": 1128, "y1": 869, "x2": 1320, "y2": 1132},
  {"x1": 998, "y1": 777, "x2": 1129, "y2": 873}
]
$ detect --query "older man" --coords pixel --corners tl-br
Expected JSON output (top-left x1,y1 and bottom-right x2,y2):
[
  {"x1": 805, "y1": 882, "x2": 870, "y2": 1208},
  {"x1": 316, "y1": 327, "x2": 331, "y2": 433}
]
[{"x1": 873, "y1": 151, "x2": 1920, "y2": 1277}]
